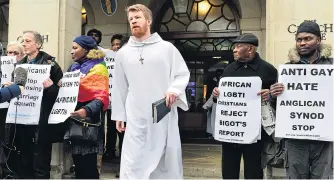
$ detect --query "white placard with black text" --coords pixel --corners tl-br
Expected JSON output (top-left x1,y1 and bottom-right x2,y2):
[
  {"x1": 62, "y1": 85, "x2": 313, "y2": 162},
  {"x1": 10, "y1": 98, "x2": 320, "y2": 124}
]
[
  {"x1": 48, "y1": 70, "x2": 80, "y2": 124},
  {"x1": 214, "y1": 77, "x2": 262, "y2": 144},
  {"x1": 0, "y1": 56, "x2": 17, "y2": 108},
  {"x1": 6, "y1": 64, "x2": 51, "y2": 124},
  {"x1": 104, "y1": 50, "x2": 116, "y2": 109},
  {"x1": 275, "y1": 65, "x2": 334, "y2": 141}
]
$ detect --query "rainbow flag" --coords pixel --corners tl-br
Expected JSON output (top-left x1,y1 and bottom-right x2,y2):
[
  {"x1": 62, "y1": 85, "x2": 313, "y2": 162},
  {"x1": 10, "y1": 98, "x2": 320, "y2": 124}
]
[{"x1": 72, "y1": 60, "x2": 109, "y2": 111}]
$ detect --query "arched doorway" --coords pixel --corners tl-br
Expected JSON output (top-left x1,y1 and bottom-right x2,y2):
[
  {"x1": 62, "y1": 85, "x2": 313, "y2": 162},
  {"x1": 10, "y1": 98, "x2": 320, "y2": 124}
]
[{"x1": 153, "y1": 0, "x2": 241, "y2": 142}]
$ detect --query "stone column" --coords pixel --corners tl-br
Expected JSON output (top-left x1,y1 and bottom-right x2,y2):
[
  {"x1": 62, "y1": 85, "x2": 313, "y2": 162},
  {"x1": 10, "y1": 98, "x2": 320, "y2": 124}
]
[
  {"x1": 266, "y1": 0, "x2": 333, "y2": 67},
  {"x1": 8, "y1": 0, "x2": 82, "y2": 69},
  {"x1": 265, "y1": 0, "x2": 333, "y2": 178},
  {"x1": 240, "y1": 18, "x2": 265, "y2": 58},
  {"x1": 7, "y1": 0, "x2": 82, "y2": 178},
  {"x1": 238, "y1": 0, "x2": 266, "y2": 59}
]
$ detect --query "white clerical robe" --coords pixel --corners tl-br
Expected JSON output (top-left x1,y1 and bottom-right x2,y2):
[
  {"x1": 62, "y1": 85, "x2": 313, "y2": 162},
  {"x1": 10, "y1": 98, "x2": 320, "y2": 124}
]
[{"x1": 111, "y1": 33, "x2": 190, "y2": 179}]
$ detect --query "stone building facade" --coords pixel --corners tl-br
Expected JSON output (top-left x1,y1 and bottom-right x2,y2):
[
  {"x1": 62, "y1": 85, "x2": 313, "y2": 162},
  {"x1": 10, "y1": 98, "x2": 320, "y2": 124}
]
[{"x1": 0, "y1": 0, "x2": 333, "y2": 177}]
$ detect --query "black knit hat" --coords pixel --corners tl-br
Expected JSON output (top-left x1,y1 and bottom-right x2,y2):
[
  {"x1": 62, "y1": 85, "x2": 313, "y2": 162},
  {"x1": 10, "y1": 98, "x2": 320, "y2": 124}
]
[
  {"x1": 87, "y1": 28, "x2": 102, "y2": 44},
  {"x1": 233, "y1": 33, "x2": 259, "y2": 47},
  {"x1": 297, "y1": 21, "x2": 321, "y2": 38}
]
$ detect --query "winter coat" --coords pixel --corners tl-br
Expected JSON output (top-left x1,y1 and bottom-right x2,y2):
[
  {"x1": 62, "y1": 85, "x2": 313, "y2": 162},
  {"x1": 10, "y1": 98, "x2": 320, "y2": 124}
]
[{"x1": 7, "y1": 51, "x2": 64, "y2": 144}]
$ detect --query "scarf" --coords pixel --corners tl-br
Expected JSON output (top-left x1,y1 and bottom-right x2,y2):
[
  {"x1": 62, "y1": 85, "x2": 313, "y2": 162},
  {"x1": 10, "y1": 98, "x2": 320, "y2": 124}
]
[{"x1": 69, "y1": 58, "x2": 109, "y2": 111}]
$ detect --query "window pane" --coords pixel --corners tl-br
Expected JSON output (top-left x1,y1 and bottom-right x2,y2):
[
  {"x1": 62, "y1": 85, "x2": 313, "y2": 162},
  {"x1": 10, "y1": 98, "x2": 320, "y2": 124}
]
[{"x1": 161, "y1": 0, "x2": 238, "y2": 33}]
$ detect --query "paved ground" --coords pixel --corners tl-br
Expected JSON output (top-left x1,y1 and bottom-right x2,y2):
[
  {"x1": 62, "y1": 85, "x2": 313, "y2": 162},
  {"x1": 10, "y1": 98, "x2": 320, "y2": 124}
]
[
  {"x1": 65, "y1": 144, "x2": 285, "y2": 179},
  {"x1": 100, "y1": 144, "x2": 228, "y2": 179}
]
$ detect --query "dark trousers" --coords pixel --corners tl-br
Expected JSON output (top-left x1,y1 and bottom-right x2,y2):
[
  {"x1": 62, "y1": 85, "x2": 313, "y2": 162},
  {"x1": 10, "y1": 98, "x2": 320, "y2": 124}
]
[
  {"x1": 106, "y1": 109, "x2": 125, "y2": 154},
  {"x1": 1, "y1": 124, "x2": 52, "y2": 179},
  {"x1": 285, "y1": 139, "x2": 333, "y2": 179},
  {"x1": 222, "y1": 142, "x2": 263, "y2": 179},
  {"x1": 32, "y1": 143, "x2": 53, "y2": 179},
  {"x1": 73, "y1": 153, "x2": 99, "y2": 179}
]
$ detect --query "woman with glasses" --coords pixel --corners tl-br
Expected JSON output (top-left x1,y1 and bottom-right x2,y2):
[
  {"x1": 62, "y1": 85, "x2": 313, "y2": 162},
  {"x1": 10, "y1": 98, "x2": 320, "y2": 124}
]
[
  {"x1": 0, "y1": 41, "x2": 25, "y2": 178},
  {"x1": 6, "y1": 41, "x2": 25, "y2": 62}
]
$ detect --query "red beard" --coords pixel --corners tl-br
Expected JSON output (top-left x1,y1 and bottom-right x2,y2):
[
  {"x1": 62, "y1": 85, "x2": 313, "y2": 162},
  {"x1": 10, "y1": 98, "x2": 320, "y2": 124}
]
[{"x1": 131, "y1": 25, "x2": 147, "y2": 38}]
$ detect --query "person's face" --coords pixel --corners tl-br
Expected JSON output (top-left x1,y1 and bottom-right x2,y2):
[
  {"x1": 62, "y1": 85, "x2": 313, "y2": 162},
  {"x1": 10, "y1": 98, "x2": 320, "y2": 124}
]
[
  {"x1": 233, "y1": 43, "x2": 252, "y2": 61},
  {"x1": 21, "y1": 33, "x2": 40, "y2": 55},
  {"x1": 128, "y1": 10, "x2": 151, "y2": 38},
  {"x1": 296, "y1": 32, "x2": 320, "y2": 57},
  {"x1": 111, "y1": 39, "x2": 121, "y2": 51},
  {"x1": 71, "y1": 42, "x2": 87, "y2": 61},
  {"x1": 90, "y1": 32, "x2": 100, "y2": 44},
  {"x1": 7, "y1": 45, "x2": 24, "y2": 61}
]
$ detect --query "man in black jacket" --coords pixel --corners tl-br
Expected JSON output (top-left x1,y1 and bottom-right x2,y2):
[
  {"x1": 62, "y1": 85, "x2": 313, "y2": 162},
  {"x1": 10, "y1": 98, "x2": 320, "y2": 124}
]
[
  {"x1": 212, "y1": 33, "x2": 277, "y2": 179},
  {"x1": 87, "y1": 29, "x2": 103, "y2": 47},
  {"x1": 5, "y1": 31, "x2": 63, "y2": 179},
  {"x1": 270, "y1": 21, "x2": 333, "y2": 179}
]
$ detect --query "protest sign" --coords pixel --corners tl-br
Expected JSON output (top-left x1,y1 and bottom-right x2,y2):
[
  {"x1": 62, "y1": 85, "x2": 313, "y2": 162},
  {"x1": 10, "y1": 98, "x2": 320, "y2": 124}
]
[
  {"x1": 6, "y1": 64, "x2": 51, "y2": 124},
  {"x1": 214, "y1": 77, "x2": 262, "y2": 144},
  {"x1": 276, "y1": 65, "x2": 334, "y2": 141},
  {"x1": 0, "y1": 56, "x2": 17, "y2": 108},
  {"x1": 48, "y1": 70, "x2": 80, "y2": 124},
  {"x1": 104, "y1": 50, "x2": 116, "y2": 109}
]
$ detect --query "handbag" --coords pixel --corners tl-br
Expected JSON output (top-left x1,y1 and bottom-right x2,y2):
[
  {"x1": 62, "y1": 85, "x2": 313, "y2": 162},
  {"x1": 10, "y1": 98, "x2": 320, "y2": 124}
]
[
  {"x1": 262, "y1": 138, "x2": 286, "y2": 168},
  {"x1": 64, "y1": 115, "x2": 102, "y2": 145},
  {"x1": 267, "y1": 139, "x2": 286, "y2": 168}
]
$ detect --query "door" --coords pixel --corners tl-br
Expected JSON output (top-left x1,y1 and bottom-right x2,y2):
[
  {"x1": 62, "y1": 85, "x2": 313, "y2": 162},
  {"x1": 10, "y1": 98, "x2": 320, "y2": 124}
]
[{"x1": 179, "y1": 50, "x2": 233, "y2": 142}]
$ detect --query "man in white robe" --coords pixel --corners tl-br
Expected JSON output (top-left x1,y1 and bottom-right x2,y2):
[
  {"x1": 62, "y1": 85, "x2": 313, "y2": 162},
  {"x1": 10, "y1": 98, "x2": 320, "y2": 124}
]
[{"x1": 111, "y1": 4, "x2": 190, "y2": 179}]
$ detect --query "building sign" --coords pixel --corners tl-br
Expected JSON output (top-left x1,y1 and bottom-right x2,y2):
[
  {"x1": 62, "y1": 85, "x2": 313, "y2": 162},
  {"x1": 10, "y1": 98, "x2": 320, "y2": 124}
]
[
  {"x1": 287, "y1": 20, "x2": 333, "y2": 40},
  {"x1": 17, "y1": 34, "x2": 49, "y2": 43},
  {"x1": 42, "y1": 35, "x2": 49, "y2": 43},
  {"x1": 100, "y1": 0, "x2": 117, "y2": 16}
]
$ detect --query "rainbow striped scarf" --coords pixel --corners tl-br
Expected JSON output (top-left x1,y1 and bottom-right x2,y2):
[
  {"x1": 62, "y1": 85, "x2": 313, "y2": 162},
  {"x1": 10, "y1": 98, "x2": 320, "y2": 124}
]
[{"x1": 69, "y1": 58, "x2": 109, "y2": 111}]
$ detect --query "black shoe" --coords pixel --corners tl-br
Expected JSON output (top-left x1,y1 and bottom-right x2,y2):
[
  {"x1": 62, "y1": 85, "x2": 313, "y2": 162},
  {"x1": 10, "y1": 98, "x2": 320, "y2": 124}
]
[
  {"x1": 70, "y1": 165, "x2": 75, "y2": 173},
  {"x1": 103, "y1": 151, "x2": 116, "y2": 160},
  {"x1": 115, "y1": 173, "x2": 120, "y2": 178}
]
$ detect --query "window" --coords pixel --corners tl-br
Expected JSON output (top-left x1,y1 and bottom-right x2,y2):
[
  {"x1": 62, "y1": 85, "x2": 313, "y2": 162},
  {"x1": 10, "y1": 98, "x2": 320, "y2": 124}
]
[{"x1": 159, "y1": 0, "x2": 239, "y2": 33}]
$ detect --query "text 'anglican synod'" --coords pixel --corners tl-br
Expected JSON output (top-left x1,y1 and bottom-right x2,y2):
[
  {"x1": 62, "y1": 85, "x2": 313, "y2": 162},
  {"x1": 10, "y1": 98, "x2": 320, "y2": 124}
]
[{"x1": 275, "y1": 65, "x2": 334, "y2": 141}]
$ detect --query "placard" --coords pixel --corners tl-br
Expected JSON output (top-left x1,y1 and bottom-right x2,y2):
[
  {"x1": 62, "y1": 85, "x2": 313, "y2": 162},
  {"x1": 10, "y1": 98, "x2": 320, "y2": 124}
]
[
  {"x1": 275, "y1": 65, "x2": 334, "y2": 141},
  {"x1": 104, "y1": 50, "x2": 116, "y2": 109},
  {"x1": 214, "y1": 77, "x2": 262, "y2": 144},
  {"x1": 48, "y1": 70, "x2": 80, "y2": 124},
  {"x1": 0, "y1": 56, "x2": 17, "y2": 108},
  {"x1": 6, "y1": 64, "x2": 51, "y2": 124}
]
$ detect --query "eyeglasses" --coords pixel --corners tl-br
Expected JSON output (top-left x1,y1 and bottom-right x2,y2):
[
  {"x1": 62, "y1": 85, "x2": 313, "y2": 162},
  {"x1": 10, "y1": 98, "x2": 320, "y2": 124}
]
[{"x1": 7, "y1": 51, "x2": 20, "y2": 56}]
